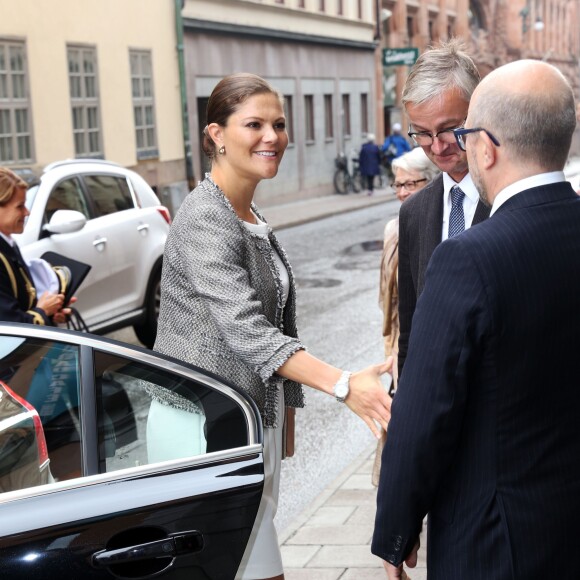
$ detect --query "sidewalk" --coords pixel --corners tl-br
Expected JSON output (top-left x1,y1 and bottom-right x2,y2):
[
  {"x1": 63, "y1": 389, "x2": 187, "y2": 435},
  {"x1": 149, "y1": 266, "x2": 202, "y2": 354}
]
[
  {"x1": 262, "y1": 186, "x2": 397, "y2": 230},
  {"x1": 278, "y1": 444, "x2": 427, "y2": 580}
]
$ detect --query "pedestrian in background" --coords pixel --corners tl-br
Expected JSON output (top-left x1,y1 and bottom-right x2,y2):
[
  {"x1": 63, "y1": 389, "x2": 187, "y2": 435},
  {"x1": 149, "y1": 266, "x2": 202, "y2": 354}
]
[
  {"x1": 397, "y1": 39, "x2": 490, "y2": 380},
  {"x1": 373, "y1": 59, "x2": 580, "y2": 579},
  {"x1": 359, "y1": 133, "x2": 382, "y2": 196},
  {"x1": 381, "y1": 122, "x2": 412, "y2": 168},
  {"x1": 153, "y1": 72, "x2": 391, "y2": 580}
]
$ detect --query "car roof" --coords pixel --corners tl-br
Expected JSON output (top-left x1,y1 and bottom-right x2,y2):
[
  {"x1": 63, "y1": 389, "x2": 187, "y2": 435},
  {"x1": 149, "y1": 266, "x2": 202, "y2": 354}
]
[
  {"x1": 35, "y1": 159, "x2": 161, "y2": 206},
  {"x1": 42, "y1": 159, "x2": 125, "y2": 177}
]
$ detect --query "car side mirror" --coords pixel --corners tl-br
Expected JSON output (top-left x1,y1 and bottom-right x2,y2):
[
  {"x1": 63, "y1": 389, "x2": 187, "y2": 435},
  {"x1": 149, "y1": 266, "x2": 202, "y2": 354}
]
[{"x1": 43, "y1": 210, "x2": 87, "y2": 235}]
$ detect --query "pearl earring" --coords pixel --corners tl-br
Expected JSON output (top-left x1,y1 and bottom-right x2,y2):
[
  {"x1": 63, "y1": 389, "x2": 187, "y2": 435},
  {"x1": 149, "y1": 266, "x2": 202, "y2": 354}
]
[{"x1": 218, "y1": 145, "x2": 226, "y2": 155}]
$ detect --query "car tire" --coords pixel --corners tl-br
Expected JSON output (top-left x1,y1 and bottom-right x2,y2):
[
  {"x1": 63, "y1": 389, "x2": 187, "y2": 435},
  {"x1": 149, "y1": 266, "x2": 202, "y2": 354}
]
[{"x1": 133, "y1": 264, "x2": 162, "y2": 349}]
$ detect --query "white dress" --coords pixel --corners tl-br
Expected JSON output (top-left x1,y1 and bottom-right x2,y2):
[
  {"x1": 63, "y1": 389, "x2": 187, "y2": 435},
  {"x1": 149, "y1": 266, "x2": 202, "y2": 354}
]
[{"x1": 236, "y1": 215, "x2": 289, "y2": 579}]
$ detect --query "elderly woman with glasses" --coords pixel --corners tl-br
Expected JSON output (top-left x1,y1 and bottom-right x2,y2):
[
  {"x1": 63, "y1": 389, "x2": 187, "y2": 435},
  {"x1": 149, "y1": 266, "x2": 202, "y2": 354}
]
[
  {"x1": 372, "y1": 146, "x2": 440, "y2": 486},
  {"x1": 380, "y1": 148, "x2": 440, "y2": 385}
]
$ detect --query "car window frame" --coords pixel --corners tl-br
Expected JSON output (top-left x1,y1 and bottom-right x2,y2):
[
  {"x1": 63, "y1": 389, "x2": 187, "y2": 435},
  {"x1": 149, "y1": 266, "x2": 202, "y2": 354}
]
[
  {"x1": 0, "y1": 322, "x2": 263, "y2": 505},
  {"x1": 79, "y1": 172, "x2": 138, "y2": 218},
  {"x1": 42, "y1": 175, "x2": 92, "y2": 226}
]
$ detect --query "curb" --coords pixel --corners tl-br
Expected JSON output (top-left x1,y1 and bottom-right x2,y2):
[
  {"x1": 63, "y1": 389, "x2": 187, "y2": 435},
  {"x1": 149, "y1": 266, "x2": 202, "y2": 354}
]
[{"x1": 264, "y1": 191, "x2": 399, "y2": 231}]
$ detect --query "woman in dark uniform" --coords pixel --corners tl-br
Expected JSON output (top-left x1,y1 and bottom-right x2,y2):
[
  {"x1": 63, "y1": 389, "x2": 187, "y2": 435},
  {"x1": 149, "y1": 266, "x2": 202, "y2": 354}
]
[{"x1": 0, "y1": 167, "x2": 70, "y2": 324}]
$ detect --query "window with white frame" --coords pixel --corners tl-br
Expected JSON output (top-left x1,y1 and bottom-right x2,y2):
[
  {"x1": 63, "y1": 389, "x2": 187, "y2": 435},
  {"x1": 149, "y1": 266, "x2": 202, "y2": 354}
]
[
  {"x1": 0, "y1": 40, "x2": 33, "y2": 164},
  {"x1": 68, "y1": 46, "x2": 102, "y2": 157},
  {"x1": 130, "y1": 50, "x2": 158, "y2": 159}
]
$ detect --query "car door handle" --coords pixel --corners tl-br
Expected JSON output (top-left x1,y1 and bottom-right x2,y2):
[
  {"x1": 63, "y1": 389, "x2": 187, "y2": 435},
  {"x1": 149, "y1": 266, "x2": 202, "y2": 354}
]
[
  {"x1": 93, "y1": 236, "x2": 107, "y2": 248},
  {"x1": 92, "y1": 530, "x2": 204, "y2": 567},
  {"x1": 137, "y1": 223, "x2": 150, "y2": 232}
]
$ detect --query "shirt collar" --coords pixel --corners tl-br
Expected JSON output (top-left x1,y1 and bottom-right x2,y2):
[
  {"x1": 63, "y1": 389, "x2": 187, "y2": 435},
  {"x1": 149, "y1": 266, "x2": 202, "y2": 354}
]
[
  {"x1": 442, "y1": 172, "x2": 479, "y2": 204},
  {"x1": 490, "y1": 171, "x2": 566, "y2": 216},
  {"x1": 0, "y1": 232, "x2": 14, "y2": 247}
]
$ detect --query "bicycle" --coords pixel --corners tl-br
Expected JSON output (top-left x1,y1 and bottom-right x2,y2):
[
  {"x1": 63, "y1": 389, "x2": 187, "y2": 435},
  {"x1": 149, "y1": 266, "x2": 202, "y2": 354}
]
[{"x1": 333, "y1": 152, "x2": 362, "y2": 194}]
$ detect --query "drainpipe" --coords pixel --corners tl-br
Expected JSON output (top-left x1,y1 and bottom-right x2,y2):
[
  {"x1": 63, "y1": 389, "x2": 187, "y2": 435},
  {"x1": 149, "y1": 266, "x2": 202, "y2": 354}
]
[
  {"x1": 375, "y1": 0, "x2": 381, "y2": 41},
  {"x1": 175, "y1": 0, "x2": 195, "y2": 189}
]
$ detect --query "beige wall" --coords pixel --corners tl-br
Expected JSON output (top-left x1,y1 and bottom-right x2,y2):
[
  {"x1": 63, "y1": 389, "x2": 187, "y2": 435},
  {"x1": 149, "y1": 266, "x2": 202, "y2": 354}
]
[{"x1": 0, "y1": 0, "x2": 185, "y2": 181}]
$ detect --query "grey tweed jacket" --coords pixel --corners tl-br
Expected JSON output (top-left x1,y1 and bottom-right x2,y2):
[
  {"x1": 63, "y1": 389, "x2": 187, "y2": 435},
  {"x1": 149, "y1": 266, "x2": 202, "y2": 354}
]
[{"x1": 154, "y1": 176, "x2": 305, "y2": 428}]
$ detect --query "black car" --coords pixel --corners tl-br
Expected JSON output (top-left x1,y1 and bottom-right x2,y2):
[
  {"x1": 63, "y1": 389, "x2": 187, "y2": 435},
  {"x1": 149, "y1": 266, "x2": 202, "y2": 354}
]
[{"x1": 0, "y1": 322, "x2": 264, "y2": 579}]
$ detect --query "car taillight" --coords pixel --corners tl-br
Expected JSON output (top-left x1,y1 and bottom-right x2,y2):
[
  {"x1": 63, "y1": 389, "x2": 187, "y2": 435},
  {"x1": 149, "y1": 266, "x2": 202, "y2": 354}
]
[
  {"x1": 156, "y1": 206, "x2": 172, "y2": 225},
  {"x1": 0, "y1": 380, "x2": 49, "y2": 467}
]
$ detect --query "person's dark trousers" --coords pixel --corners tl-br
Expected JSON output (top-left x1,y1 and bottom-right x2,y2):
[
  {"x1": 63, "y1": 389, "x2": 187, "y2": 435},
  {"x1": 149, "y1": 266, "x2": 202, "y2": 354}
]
[{"x1": 365, "y1": 175, "x2": 374, "y2": 193}]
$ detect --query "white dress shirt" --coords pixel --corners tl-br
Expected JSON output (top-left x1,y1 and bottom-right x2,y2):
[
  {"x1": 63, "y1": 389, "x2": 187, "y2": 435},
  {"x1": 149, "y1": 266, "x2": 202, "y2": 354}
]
[
  {"x1": 441, "y1": 172, "x2": 480, "y2": 241},
  {"x1": 0, "y1": 231, "x2": 14, "y2": 247},
  {"x1": 490, "y1": 171, "x2": 566, "y2": 216}
]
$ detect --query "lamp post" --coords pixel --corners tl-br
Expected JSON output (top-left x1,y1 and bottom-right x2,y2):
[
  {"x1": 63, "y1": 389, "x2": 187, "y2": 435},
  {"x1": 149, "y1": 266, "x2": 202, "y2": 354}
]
[{"x1": 520, "y1": 0, "x2": 544, "y2": 35}]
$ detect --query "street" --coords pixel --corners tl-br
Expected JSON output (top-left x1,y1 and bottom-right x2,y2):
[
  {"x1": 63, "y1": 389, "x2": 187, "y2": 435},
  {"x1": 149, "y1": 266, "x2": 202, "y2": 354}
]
[{"x1": 108, "y1": 201, "x2": 399, "y2": 533}]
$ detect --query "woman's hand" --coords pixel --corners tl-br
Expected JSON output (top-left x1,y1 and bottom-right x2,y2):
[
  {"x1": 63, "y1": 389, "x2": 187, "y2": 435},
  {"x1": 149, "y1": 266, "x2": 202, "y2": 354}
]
[
  {"x1": 276, "y1": 351, "x2": 393, "y2": 438},
  {"x1": 37, "y1": 291, "x2": 65, "y2": 317},
  {"x1": 346, "y1": 358, "x2": 393, "y2": 439},
  {"x1": 52, "y1": 296, "x2": 77, "y2": 325}
]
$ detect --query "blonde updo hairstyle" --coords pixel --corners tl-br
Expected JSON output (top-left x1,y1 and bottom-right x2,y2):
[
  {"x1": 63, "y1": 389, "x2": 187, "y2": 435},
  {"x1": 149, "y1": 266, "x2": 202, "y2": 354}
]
[
  {"x1": 202, "y1": 73, "x2": 284, "y2": 162},
  {"x1": 0, "y1": 167, "x2": 28, "y2": 206}
]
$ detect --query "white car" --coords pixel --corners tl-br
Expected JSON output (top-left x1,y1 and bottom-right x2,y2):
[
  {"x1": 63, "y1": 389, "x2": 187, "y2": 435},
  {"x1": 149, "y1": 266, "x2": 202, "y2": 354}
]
[{"x1": 15, "y1": 160, "x2": 171, "y2": 348}]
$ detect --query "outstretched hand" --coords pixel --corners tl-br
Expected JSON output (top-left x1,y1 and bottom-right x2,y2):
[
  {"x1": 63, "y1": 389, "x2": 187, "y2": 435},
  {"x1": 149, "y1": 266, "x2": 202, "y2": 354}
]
[{"x1": 346, "y1": 358, "x2": 393, "y2": 438}]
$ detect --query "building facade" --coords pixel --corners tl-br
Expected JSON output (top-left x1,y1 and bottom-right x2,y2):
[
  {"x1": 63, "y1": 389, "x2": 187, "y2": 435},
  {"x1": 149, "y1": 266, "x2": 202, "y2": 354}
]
[
  {"x1": 0, "y1": 0, "x2": 188, "y2": 208},
  {"x1": 182, "y1": 0, "x2": 378, "y2": 205},
  {"x1": 378, "y1": 0, "x2": 580, "y2": 153}
]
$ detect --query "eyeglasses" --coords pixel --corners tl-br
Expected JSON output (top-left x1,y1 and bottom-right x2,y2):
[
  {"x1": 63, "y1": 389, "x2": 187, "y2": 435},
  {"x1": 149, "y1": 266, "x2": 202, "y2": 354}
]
[
  {"x1": 408, "y1": 121, "x2": 465, "y2": 146},
  {"x1": 391, "y1": 179, "x2": 427, "y2": 191},
  {"x1": 453, "y1": 127, "x2": 501, "y2": 151}
]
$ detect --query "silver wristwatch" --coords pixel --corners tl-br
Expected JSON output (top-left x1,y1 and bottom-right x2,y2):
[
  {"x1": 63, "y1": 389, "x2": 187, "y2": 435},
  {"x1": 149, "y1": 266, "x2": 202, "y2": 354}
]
[{"x1": 333, "y1": 370, "x2": 352, "y2": 403}]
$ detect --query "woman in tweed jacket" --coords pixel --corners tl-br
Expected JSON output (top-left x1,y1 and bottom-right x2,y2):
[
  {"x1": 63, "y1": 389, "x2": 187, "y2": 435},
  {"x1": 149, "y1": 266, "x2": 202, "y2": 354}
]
[{"x1": 154, "y1": 73, "x2": 392, "y2": 580}]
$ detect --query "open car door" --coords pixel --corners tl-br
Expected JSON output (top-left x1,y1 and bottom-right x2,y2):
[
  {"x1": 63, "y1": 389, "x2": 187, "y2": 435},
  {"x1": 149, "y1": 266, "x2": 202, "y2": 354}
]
[{"x1": 0, "y1": 323, "x2": 264, "y2": 580}]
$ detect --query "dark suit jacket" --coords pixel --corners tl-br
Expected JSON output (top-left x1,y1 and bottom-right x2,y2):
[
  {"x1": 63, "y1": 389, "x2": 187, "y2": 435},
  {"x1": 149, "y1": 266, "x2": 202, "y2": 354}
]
[
  {"x1": 0, "y1": 237, "x2": 50, "y2": 324},
  {"x1": 397, "y1": 174, "x2": 490, "y2": 376},
  {"x1": 372, "y1": 182, "x2": 580, "y2": 578}
]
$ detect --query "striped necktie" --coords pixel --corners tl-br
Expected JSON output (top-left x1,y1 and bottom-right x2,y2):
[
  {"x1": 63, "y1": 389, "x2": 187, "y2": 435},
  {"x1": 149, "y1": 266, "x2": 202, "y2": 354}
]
[{"x1": 448, "y1": 185, "x2": 465, "y2": 238}]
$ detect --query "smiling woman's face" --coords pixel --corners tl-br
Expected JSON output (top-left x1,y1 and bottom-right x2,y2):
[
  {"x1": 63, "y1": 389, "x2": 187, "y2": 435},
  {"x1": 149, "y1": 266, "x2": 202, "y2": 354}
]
[
  {"x1": 0, "y1": 187, "x2": 29, "y2": 236},
  {"x1": 217, "y1": 92, "x2": 289, "y2": 185}
]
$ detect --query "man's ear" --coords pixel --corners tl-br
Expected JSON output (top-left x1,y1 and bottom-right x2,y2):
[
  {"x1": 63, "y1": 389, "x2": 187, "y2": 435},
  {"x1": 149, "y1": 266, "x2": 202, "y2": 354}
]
[
  {"x1": 206, "y1": 123, "x2": 223, "y2": 147},
  {"x1": 479, "y1": 131, "x2": 497, "y2": 170}
]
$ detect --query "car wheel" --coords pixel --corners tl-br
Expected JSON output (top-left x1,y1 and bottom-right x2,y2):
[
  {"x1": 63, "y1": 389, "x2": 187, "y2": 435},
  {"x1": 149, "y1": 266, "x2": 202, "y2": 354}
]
[{"x1": 133, "y1": 265, "x2": 161, "y2": 349}]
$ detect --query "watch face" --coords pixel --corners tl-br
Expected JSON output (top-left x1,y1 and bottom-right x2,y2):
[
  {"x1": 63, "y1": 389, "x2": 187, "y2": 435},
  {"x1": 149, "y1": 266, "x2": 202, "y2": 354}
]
[{"x1": 335, "y1": 383, "x2": 349, "y2": 399}]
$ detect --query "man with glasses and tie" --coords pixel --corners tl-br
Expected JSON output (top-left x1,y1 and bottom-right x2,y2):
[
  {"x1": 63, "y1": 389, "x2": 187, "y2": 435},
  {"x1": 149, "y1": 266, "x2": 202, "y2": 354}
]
[
  {"x1": 396, "y1": 40, "x2": 490, "y2": 379},
  {"x1": 373, "y1": 58, "x2": 580, "y2": 579}
]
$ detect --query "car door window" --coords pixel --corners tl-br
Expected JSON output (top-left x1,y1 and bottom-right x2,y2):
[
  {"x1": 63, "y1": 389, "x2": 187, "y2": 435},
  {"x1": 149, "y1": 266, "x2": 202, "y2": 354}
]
[
  {"x1": 94, "y1": 350, "x2": 250, "y2": 474},
  {"x1": 84, "y1": 175, "x2": 134, "y2": 216},
  {"x1": 0, "y1": 336, "x2": 82, "y2": 493},
  {"x1": 45, "y1": 177, "x2": 90, "y2": 222}
]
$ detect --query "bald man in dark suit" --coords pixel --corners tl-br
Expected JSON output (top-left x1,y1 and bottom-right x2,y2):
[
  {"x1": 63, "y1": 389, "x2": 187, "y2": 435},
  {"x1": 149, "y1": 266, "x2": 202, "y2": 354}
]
[{"x1": 373, "y1": 59, "x2": 580, "y2": 579}]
